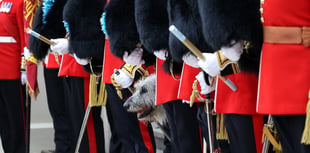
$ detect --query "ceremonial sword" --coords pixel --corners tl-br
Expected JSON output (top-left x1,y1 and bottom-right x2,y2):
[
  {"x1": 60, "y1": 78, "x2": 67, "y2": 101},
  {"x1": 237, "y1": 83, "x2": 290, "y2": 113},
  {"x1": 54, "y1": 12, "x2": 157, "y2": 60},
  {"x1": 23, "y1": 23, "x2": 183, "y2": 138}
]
[{"x1": 169, "y1": 25, "x2": 237, "y2": 92}]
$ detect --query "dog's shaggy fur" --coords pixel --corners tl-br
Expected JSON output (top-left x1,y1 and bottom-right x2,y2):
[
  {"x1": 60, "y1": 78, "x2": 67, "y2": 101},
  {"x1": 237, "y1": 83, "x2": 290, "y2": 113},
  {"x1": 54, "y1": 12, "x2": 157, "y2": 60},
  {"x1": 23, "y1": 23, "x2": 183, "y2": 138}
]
[{"x1": 123, "y1": 74, "x2": 167, "y2": 125}]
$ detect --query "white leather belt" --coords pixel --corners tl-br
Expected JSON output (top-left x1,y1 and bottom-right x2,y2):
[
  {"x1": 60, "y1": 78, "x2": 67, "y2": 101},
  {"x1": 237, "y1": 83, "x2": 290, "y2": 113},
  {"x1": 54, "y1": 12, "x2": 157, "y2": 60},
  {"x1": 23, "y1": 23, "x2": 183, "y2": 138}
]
[{"x1": 0, "y1": 36, "x2": 16, "y2": 43}]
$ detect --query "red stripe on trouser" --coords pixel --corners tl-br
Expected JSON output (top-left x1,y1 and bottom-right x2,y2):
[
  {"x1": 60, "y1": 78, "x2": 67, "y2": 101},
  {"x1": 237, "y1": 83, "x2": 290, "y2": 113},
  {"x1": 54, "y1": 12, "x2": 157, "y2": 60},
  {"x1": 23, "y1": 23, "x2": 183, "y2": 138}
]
[
  {"x1": 20, "y1": 84, "x2": 27, "y2": 145},
  {"x1": 197, "y1": 104, "x2": 203, "y2": 153},
  {"x1": 84, "y1": 78, "x2": 97, "y2": 153},
  {"x1": 252, "y1": 115, "x2": 264, "y2": 153},
  {"x1": 138, "y1": 121, "x2": 154, "y2": 153}
]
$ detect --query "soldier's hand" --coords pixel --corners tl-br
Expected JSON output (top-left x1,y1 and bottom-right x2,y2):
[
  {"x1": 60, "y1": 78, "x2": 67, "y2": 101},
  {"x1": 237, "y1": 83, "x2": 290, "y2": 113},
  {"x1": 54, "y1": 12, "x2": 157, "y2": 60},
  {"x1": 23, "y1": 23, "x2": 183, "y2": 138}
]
[
  {"x1": 197, "y1": 53, "x2": 220, "y2": 77},
  {"x1": 21, "y1": 71, "x2": 27, "y2": 85},
  {"x1": 73, "y1": 54, "x2": 89, "y2": 65},
  {"x1": 221, "y1": 41, "x2": 243, "y2": 62},
  {"x1": 195, "y1": 71, "x2": 215, "y2": 94},
  {"x1": 153, "y1": 49, "x2": 168, "y2": 61},
  {"x1": 182, "y1": 52, "x2": 199, "y2": 68},
  {"x1": 112, "y1": 69, "x2": 134, "y2": 88},
  {"x1": 123, "y1": 48, "x2": 145, "y2": 65},
  {"x1": 50, "y1": 38, "x2": 69, "y2": 55}
]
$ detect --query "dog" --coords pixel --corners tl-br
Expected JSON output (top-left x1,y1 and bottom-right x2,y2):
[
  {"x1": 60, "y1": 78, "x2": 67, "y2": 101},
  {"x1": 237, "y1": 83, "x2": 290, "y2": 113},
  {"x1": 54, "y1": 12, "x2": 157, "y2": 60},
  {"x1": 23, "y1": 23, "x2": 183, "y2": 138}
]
[{"x1": 123, "y1": 74, "x2": 167, "y2": 125}]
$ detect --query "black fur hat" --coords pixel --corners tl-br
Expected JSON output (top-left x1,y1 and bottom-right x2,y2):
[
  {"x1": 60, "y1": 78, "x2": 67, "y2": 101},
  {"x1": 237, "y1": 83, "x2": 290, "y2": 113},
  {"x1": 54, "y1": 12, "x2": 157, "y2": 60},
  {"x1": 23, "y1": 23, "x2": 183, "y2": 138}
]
[
  {"x1": 198, "y1": 0, "x2": 263, "y2": 73},
  {"x1": 104, "y1": 0, "x2": 139, "y2": 58},
  {"x1": 168, "y1": 0, "x2": 212, "y2": 63},
  {"x1": 135, "y1": 0, "x2": 169, "y2": 53},
  {"x1": 63, "y1": 0, "x2": 106, "y2": 74},
  {"x1": 104, "y1": 0, "x2": 156, "y2": 66},
  {"x1": 28, "y1": 0, "x2": 67, "y2": 60},
  {"x1": 63, "y1": 0, "x2": 106, "y2": 59}
]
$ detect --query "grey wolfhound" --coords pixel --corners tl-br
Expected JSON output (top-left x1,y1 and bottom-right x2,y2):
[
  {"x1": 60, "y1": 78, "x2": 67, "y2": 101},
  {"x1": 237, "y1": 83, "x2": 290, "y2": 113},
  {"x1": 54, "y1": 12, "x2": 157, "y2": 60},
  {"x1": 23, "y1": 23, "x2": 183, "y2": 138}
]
[{"x1": 123, "y1": 74, "x2": 167, "y2": 125}]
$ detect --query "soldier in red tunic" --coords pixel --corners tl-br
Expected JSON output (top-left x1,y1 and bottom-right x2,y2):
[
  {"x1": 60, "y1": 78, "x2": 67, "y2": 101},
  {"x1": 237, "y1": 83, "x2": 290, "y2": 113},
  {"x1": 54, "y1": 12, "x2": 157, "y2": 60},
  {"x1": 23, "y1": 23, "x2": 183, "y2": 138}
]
[
  {"x1": 134, "y1": 0, "x2": 204, "y2": 152},
  {"x1": 49, "y1": 0, "x2": 106, "y2": 152},
  {"x1": 101, "y1": 0, "x2": 156, "y2": 153},
  {"x1": 0, "y1": 0, "x2": 27, "y2": 152},
  {"x1": 257, "y1": 0, "x2": 310, "y2": 152},
  {"x1": 196, "y1": 0, "x2": 265, "y2": 153},
  {"x1": 28, "y1": 0, "x2": 72, "y2": 152}
]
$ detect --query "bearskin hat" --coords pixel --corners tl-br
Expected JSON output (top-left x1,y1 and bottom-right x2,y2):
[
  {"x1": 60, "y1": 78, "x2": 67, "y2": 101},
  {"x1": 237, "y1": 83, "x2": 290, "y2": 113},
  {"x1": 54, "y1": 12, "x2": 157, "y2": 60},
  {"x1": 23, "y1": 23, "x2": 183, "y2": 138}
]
[
  {"x1": 63, "y1": 0, "x2": 106, "y2": 59},
  {"x1": 104, "y1": 0, "x2": 155, "y2": 66},
  {"x1": 135, "y1": 0, "x2": 169, "y2": 53},
  {"x1": 28, "y1": 0, "x2": 67, "y2": 60},
  {"x1": 104, "y1": 0, "x2": 139, "y2": 58},
  {"x1": 63, "y1": 0, "x2": 106, "y2": 74},
  {"x1": 198, "y1": 0, "x2": 263, "y2": 73},
  {"x1": 168, "y1": 0, "x2": 212, "y2": 63}
]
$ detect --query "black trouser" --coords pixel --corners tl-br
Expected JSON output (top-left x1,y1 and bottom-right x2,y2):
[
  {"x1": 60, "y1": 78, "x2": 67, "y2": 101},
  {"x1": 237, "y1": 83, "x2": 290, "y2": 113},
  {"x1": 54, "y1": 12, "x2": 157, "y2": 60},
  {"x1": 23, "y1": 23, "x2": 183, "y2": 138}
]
[
  {"x1": 43, "y1": 68, "x2": 71, "y2": 153},
  {"x1": 273, "y1": 115, "x2": 310, "y2": 153},
  {"x1": 224, "y1": 114, "x2": 258, "y2": 153},
  {"x1": 0, "y1": 79, "x2": 26, "y2": 153},
  {"x1": 163, "y1": 100, "x2": 202, "y2": 153},
  {"x1": 105, "y1": 84, "x2": 155, "y2": 153},
  {"x1": 63, "y1": 76, "x2": 105, "y2": 153},
  {"x1": 196, "y1": 103, "x2": 231, "y2": 153}
]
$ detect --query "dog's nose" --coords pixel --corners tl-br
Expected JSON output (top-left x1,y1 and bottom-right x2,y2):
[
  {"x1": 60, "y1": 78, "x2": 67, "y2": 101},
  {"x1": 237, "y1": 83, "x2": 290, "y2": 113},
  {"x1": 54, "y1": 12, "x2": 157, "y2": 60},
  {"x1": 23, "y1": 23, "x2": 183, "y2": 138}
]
[{"x1": 123, "y1": 102, "x2": 130, "y2": 110}]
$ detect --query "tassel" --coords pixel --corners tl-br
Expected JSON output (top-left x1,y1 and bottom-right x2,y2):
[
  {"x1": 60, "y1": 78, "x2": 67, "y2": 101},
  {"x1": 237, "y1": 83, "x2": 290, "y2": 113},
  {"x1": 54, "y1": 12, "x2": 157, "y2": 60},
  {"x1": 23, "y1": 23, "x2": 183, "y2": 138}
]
[
  {"x1": 89, "y1": 74, "x2": 107, "y2": 107},
  {"x1": 189, "y1": 80, "x2": 198, "y2": 107},
  {"x1": 301, "y1": 90, "x2": 310, "y2": 144},
  {"x1": 190, "y1": 80, "x2": 206, "y2": 108},
  {"x1": 216, "y1": 113, "x2": 228, "y2": 140}
]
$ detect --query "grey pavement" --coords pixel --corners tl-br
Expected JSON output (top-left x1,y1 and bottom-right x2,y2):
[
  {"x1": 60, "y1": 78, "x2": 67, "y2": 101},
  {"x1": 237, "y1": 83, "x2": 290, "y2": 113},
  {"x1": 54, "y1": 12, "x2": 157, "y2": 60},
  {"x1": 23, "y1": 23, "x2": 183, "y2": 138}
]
[{"x1": 0, "y1": 65, "x2": 164, "y2": 153}]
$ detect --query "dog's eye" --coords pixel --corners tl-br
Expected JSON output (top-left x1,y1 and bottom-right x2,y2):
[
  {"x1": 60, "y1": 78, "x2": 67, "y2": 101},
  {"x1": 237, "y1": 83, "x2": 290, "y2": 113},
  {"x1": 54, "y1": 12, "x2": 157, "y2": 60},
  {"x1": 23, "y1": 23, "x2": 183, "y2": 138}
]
[{"x1": 140, "y1": 86, "x2": 147, "y2": 94}]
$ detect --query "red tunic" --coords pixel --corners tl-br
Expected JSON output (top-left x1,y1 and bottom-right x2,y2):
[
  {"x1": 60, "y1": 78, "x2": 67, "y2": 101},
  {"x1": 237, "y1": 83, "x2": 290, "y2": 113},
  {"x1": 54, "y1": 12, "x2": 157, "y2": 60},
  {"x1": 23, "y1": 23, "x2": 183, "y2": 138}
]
[
  {"x1": 257, "y1": 0, "x2": 310, "y2": 115},
  {"x1": 178, "y1": 64, "x2": 204, "y2": 102},
  {"x1": 0, "y1": 0, "x2": 25, "y2": 79},
  {"x1": 44, "y1": 53, "x2": 62, "y2": 69},
  {"x1": 155, "y1": 59, "x2": 180, "y2": 105},
  {"x1": 102, "y1": 39, "x2": 124, "y2": 84},
  {"x1": 215, "y1": 72, "x2": 259, "y2": 115},
  {"x1": 58, "y1": 54, "x2": 89, "y2": 77}
]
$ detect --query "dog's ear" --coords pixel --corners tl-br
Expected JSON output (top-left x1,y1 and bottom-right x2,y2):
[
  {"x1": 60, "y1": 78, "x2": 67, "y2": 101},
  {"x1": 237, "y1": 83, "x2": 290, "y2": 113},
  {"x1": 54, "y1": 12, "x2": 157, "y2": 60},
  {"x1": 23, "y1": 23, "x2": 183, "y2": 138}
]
[{"x1": 135, "y1": 0, "x2": 169, "y2": 54}]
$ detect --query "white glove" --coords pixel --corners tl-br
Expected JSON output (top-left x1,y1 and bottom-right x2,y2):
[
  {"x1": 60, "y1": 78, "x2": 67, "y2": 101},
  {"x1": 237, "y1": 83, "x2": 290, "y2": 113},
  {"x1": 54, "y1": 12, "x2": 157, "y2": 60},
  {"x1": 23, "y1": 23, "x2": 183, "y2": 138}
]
[
  {"x1": 197, "y1": 53, "x2": 220, "y2": 77},
  {"x1": 23, "y1": 47, "x2": 31, "y2": 60},
  {"x1": 21, "y1": 71, "x2": 27, "y2": 85},
  {"x1": 182, "y1": 53, "x2": 199, "y2": 68},
  {"x1": 44, "y1": 55, "x2": 49, "y2": 64},
  {"x1": 195, "y1": 71, "x2": 215, "y2": 95},
  {"x1": 123, "y1": 48, "x2": 145, "y2": 65},
  {"x1": 153, "y1": 49, "x2": 168, "y2": 60},
  {"x1": 113, "y1": 69, "x2": 134, "y2": 88},
  {"x1": 73, "y1": 54, "x2": 89, "y2": 65},
  {"x1": 221, "y1": 41, "x2": 243, "y2": 62},
  {"x1": 50, "y1": 38, "x2": 69, "y2": 55}
]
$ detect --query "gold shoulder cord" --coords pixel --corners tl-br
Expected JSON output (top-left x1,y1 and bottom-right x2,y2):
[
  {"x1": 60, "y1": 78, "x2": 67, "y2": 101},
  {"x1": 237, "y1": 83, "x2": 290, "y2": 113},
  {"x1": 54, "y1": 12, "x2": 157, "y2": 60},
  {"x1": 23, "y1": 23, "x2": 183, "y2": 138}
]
[{"x1": 89, "y1": 74, "x2": 107, "y2": 107}]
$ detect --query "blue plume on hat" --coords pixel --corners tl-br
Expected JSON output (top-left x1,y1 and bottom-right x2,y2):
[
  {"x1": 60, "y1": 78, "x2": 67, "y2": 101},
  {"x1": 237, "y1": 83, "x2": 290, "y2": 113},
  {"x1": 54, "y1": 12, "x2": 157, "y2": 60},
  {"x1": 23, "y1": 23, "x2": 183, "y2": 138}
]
[
  {"x1": 63, "y1": 20, "x2": 70, "y2": 35},
  {"x1": 100, "y1": 12, "x2": 108, "y2": 37},
  {"x1": 42, "y1": 0, "x2": 55, "y2": 24}
]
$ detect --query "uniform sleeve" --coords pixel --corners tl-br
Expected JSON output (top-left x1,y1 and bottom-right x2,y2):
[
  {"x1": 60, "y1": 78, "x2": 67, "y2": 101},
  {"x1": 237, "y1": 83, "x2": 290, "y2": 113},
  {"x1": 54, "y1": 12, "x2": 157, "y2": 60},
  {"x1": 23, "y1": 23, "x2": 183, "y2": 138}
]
[{"x1": 17, "y1": 0, "x2": 25, "y2": 54}]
